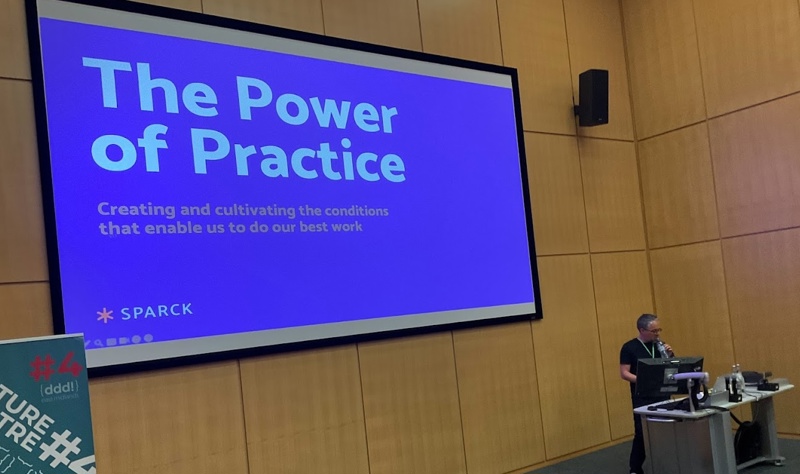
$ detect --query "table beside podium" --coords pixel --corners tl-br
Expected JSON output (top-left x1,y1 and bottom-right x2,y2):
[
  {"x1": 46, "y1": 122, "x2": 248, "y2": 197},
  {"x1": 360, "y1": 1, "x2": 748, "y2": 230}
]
[{"x1": 633, "y1": 379, "x2": 793, "y2": 474}]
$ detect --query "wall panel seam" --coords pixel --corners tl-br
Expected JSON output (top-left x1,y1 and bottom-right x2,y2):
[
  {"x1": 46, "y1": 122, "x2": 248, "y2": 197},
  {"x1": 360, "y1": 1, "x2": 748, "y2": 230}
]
[
  {"x1": 649, "y1": 237, "x2": 723, "y2": 252},
  {"x1": 689, "y1": 0, "x2": 711, "y2": 121},
  {"x1": 528, "y1": 320, "x2": 548, "y2": 462},
  {"x1": 589, "y1": 248, "x2": 646, "y2": 256},
  {"x1": 0, "y1": 76, "x2": 32, "y2": 83},
  {"x1": 636, "y1": 119, "x2": 707, "y2": 142},
  {"x1": 236, "y1": 360, "x2": 253, "y2": 474},
  {"x1": 720, "y1": 224, "x2": 800, "y2": 242},
  {"x1": 355, "y1": 343, "x2": 373, "y2": 474},
  {"x1": 616, "y1": 0, "x2": 657, "y2": 320},
  {"x1": 414, "y1": 0, "x2": 424, "y2": 53},
  {"x1": 706, "y1": 90, "x2": 800, "y2": 121},
  {"x1": 495, "y1": 0, "x2": 506, "y2": 66},
  {"x1": 560, "y1": 0, "x2": 578, "y2": 116},
  {"x1": 450, "y1": 331, "x2": 470, "y2": 474},
  {"x1": 536, "y1": 251, "x2": 590, "y2": 259},
  {"x1": 0, "y1": 280, "x2": 49, "y2": 287}
]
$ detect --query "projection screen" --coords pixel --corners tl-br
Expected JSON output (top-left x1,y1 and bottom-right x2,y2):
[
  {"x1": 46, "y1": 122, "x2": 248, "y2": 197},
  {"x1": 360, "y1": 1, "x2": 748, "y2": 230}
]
[{"x1": 26, "y1": 0, "x2": 543, "y2": 372}]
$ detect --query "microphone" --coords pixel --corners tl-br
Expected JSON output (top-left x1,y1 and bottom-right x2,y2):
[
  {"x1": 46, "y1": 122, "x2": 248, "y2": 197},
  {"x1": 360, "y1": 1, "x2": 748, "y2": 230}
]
[{"x1": 655, "y1": 339, "x2": 674, "y2": 358}]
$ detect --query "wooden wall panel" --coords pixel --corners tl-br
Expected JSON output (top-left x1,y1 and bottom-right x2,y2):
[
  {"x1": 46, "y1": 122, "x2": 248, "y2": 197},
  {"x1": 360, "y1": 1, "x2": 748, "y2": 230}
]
[
  {"x1": 321, "y1": 0, "x2": 421, "y2": 50},
  {"x1": 533, "y1": 255, "x2": 610, "y2": 459},
  {"x1": 453, "y1": 322, "x2": 545, "y2": 474},
  {"x1": 722, "y1": 229, "x2": 800, "y2": 434},
  {"x1": 525, "y1": 132, "x2": 589, "y2": 255},
  {"x1": 90, "y1": 362, "x2": 249, "y2": 474},
  {"x1": 621, "y1": 0, "x2": 706, "y2": 139},
  {"x1": 650, "y1": 242, "x2": 734, "y2": 383},
  {"x1": 693, "y1": 0, "x2": 800, "y2": 117},
  {"x1": 0, "y1": 79, "x2": 48, "y2": 283},
  {"x1": 135, "y1": 0, "x2": 202, "y2": 12},
  {"x1": 564, "y1": 0, "x2": 633, "y2": 141},
  {"x1": 202, "y1": 0, "x2": 324, "y2": 33},
  {"x1": 579, "y1": 138, "x2": 645, "y2": 252},
  {"x1": 359, "y1": 333, "x2": 466, "y2": 474},
  {"x1": 240, "y1": 346, "x2": 369, "y2": 474},
  {"x1": 0, "y1": 0, "x2": 30, "y2": 80},
  {"x1": 708, "y1": 93, "x2": 800, "y2": 238},
  {"x1": 498, "y1": 0, "x2": 575, "y2": 135},
  {"x1": 0, "y1": 282, "x2": 53, "y2": 339},
  {"x1": 591, "y1": 251, "x2": 653, "y2": 440},
  {"x1": 418, "y1": 0, "x2": 502, "y2": 65},
  {"x1": 639, "y1": 124, "x2": 719, "y2": 248}
]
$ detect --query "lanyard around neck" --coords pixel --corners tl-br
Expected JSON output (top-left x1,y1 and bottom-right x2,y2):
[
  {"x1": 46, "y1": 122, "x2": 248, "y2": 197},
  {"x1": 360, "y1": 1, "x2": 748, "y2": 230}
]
[{"x1": 639, "y1": 339, "x2": 655, "y2": 358}]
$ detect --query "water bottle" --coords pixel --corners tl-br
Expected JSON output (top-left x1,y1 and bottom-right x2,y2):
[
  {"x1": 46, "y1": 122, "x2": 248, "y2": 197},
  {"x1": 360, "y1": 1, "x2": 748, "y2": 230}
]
[
  {"x1": 728, "y1": 364, "x2": 744, "y2": 401},
  {"x1": 655, "y1": 339, "x2": 673, "y2": 358},
  {"x1": 733, "y1": 364, "x2": 745, "y2": 393}
]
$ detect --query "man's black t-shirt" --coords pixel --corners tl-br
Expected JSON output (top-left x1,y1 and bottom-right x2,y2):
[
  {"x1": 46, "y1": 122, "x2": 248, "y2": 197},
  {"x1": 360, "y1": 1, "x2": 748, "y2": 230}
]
[{"x1": 620, "y1": 337, "x2": 670, "y2": 407}]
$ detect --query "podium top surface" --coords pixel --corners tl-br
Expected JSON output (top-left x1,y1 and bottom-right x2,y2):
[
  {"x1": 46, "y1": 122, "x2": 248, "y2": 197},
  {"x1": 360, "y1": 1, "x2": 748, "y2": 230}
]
[{"x1": 634, "y1": 379, "x2": 794, "y2": 420}]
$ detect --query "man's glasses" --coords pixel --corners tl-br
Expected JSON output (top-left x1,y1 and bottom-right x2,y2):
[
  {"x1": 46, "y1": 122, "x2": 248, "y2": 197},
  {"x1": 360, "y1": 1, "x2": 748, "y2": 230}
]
[{"x1": 648, "y1": 328, "x2": 663, "y2": 334}]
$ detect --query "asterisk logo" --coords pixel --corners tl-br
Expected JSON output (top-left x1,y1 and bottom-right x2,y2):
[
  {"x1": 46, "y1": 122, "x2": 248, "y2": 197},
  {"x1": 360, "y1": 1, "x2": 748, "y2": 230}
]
[{"x1": 97, "y1": 307, "x2": 113, "y2": 323}]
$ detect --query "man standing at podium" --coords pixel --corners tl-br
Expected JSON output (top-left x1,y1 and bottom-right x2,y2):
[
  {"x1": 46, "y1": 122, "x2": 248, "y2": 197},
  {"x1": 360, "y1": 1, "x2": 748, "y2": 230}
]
[{"x1": 619, "y1": 313, "x2": 673, "y2": 474}]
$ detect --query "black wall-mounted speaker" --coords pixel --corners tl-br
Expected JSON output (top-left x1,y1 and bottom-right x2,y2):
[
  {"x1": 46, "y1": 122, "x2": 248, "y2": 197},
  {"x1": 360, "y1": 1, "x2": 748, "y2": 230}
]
[{"x1": 574, "y1": 69, "x2": 608, "y2": 127}]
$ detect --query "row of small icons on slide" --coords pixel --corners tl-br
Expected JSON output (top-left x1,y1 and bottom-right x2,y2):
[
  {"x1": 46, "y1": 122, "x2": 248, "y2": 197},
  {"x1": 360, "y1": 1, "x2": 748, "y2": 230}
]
[{"x1": 85, "y1": 334, "x2": 154, "y2": 348}]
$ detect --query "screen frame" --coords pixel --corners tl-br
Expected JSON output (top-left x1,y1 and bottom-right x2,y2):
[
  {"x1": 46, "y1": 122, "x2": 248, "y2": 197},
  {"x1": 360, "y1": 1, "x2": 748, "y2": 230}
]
[
  {"x1": 25, "y1": 0, "x2": 543, "y2": 377},
  {"x1": 635, "y1": 356, "x2": 705, "y2": 398}
]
